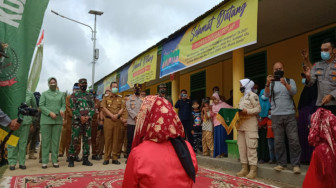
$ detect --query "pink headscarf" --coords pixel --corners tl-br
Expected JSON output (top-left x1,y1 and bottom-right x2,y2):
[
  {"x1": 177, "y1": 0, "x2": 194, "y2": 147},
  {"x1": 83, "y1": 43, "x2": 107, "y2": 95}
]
[{"x1": 212, "y1": 92, "x2": 232, "y2": 126}]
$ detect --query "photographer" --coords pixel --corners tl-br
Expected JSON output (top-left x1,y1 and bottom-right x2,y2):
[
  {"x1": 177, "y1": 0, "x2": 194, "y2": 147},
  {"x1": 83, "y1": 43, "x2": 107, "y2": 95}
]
[
  {"x1": 0, "y1": 109, "x2": 20, "y2": 130},
  {"x1": 264, "y1": 62, "x2": 301, "y2": 174}
]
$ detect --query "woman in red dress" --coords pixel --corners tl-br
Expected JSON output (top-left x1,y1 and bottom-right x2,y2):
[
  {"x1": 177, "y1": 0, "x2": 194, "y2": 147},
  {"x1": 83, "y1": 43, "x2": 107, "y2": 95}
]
[
  {"x1": 303, "y1": 108, "x2": 336, "y2": 188},
  {"x1": 122, "y1": 95, "x2": 198, "y2": 188}
]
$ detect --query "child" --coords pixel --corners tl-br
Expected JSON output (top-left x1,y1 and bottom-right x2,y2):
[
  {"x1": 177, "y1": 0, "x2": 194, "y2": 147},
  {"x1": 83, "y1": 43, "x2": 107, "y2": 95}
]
[
  {"x1": 191, "y1": 100, "x2": 202, "y2": 153},
  {"x1": 201, "y1": 100, "x2": 214, "y2": 157},
  {"x1": 267, "y1": 112, "x2": 276, "y2": 164}
]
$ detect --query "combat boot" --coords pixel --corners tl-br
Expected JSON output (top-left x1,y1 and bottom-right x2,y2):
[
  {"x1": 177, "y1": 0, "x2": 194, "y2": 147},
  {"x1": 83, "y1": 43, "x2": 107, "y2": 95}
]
[
  {"x1": 246, "y1": 165, "x2": 257, "y2": 179},
  {"x1": 68, "y1": 156, "x2": 74, "y2": 167},
  {"x1": 236, "y1": 164, "x2": 249, "y2": 177},
  {"x1": 82, "y1": 156, "x2": 93, "y2": 166}
]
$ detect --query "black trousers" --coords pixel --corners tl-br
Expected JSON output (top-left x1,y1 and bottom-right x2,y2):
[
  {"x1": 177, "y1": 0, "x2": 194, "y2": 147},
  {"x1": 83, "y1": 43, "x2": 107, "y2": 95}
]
[
  {"x1": 126, "y1": 124, "x2": 136, "y2": 155},
  {"x1": 181, "y1": 120, "x2": 194, "y2": 147}
]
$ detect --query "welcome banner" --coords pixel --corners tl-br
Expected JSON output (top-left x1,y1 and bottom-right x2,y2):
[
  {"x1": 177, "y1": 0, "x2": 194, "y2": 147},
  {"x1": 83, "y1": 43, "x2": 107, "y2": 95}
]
[
  {"x1": 103, "y1": 72, "x2": 117, "y2": 92},
  {"x1": 119, "y1": 47, "x2": 157, "y2": 92},
  {"x1": 160, "y1": 0, "x2": 258, "y2": 77}
]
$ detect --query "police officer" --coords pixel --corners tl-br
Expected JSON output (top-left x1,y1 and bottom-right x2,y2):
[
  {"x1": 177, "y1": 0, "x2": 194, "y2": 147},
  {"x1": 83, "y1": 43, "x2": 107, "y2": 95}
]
[
  {"x1": 68, "y1": 78, "x2": 95, "y2": 167},
  {"x1": 158, "y1": 83, "x2": 173, "y2": 105},
  {"x1": 125, "y1": 84, "x2": 143, "y2": 161},
  {"x1": 304, "y1": 38, "x2": 336, "y2": 114},
  {"x1": 101, "y1": 81, "x2": 127, "y2": 165}
]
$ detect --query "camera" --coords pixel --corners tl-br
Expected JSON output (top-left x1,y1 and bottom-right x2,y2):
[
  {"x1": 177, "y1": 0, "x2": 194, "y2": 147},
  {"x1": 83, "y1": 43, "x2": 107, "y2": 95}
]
[
  {"x1": 273, "y1": 70, "x2": 284, "y2": 81},
  {"x1": 17, "y1": 103, "x2": 38, "y2": 123}
]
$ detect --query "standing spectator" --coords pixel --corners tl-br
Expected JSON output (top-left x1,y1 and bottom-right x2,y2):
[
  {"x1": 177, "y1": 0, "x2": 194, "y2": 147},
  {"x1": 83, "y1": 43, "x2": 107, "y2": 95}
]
[
  {"x1": 236, "y1": 79, "x2": 261, "y2": 179},
  {"x1": 211, "y1": 92, "x2": 232, "y2": 158},
  {"x1": 125, "y1": 84, "x2": 143, "y2": 162},
  {"x1": 68, "y1": 78, "x2": 95, "y2": 167},
  {"x1": 213, "y1": 86, "x2": 225, "y2": 102},
  {"x1": 257, "y1": 89, "x2": 270, "y2": 163},
  {"x1": 190, "y1": 100, "x2": 202, "y2": 153},
  {"x1": 101, "y1": 82, "x2": 127, "y2": 165},
  {"x1": 264, "y1": 62, "x2": 301, "y2": 174},
  {"x1": 8, "y1": 90, "x2": 37, "y2": 170},
  {"x1": 201, "y1": 100, "x2": 214, "y2": 157},
  {"x1": 304, "y1": 38, "x2": 336, "y2": 115},
  {"x1": 266, "y1": 112, "x2": 276, "y2": 164},
  {"x1": 158, "y1": 83, "x2": 173, "y2": 105},
  {"x1": 27, "y1": 92, "x2": 41, "y2": 160},
  {"x1": 39, "y1": 77, "x2": 65, "y2": 169},
  {"x1": 175, "y1": 89, "x2": 193, "y2": 145},
  {"x1": 90, "y1": 90, "x2": 101, "y2": 160}
]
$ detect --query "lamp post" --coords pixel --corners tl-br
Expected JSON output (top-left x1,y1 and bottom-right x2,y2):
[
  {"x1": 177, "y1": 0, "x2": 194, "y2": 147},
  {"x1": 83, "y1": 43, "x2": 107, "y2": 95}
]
[{"x1": 51, "y1": 10, "x2": 103, "y2": 90}]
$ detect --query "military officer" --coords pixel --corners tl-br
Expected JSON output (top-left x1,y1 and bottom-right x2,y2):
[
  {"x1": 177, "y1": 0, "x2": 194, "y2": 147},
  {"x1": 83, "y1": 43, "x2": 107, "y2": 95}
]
[
  {"x1": 101, "y1": 81, "x2": 127, "y2": 165},
  {"x1": 68, "y1": 78, "x2": 95, "y2": 167}
]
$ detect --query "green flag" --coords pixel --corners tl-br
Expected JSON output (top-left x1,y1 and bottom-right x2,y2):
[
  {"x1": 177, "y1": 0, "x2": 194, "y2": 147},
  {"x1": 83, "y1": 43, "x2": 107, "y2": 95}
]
[
  {"x1": 217, "y1": 108, "x2": 240, "y2": 135},
  {"x1": 27, "y1": 44, "x2": 43, "y2": 92},
  {"x1": 0, "y1": 1, "x2": 49, "y2": 136}
]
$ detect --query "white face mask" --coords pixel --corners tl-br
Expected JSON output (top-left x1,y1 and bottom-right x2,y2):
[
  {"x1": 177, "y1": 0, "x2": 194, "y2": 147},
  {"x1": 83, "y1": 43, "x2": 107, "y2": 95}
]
[{"x1": 252, "y1": 89, "x2": 258, "y2": 93}]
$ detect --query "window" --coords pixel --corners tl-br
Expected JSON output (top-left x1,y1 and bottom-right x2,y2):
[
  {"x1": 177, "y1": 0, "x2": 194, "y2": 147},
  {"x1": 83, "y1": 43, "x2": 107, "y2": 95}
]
[
  {"x1": 190, "y1": 71, "x2": 206, "y2": 102},
  {"x1": 244, "y1": 51, "x2": 267, "y2": 91},
  {"x1": 309, "y1": 27, "x2": 336, "y2": 63}
]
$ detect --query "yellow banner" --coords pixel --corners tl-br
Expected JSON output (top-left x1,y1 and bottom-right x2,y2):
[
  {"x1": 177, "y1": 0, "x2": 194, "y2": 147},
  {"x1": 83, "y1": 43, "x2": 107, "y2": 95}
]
[
  {"x1": 103, "y1": 72, "x2": 117, "y2": 92},
  {"x1": 160, "y1": 0, "x2": 258, "y2": 77},
  {"x1": 0, "y1": 129, "x2": 19, "y2": 147},
  {"x1": 127, "y1": 47, "x2": 157, "y2": 87}
]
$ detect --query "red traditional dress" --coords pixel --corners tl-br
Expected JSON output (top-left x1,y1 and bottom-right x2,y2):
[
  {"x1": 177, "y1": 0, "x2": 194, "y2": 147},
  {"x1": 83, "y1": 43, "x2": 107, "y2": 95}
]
[
  {"x1": 122, "y1": 96, "x2": 198, "y2": 188},
  {"x1": 303, "y1": 108, "x2": 336, "y2": 188}
]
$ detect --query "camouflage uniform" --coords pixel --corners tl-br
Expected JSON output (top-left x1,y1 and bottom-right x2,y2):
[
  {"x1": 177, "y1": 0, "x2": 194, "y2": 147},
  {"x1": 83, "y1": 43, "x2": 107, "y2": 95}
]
[{"x1": 68, "y1": 88, "x2": 95, "y2": 158}]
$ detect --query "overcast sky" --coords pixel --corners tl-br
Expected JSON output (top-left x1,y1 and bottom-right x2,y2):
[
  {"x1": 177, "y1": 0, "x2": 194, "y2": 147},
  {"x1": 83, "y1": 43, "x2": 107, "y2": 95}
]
[{"x1": 35, "y1": 0, "x2": 223, "y2": 93}]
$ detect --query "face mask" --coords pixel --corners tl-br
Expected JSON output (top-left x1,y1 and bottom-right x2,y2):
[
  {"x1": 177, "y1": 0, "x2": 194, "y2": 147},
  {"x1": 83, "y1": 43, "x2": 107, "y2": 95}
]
[
  {"x1": 268, "y1": 115, "x2": 271, "y2": 119},
  {"x1": 192, "y1": 104, "x2": 199, "y2": 109},
  {"x1": 301, "y1": 78, "x2": 306, "y2": 85},
  {"x1": 112, "y1": 88, "x2": 118, "y2": 94},
  {"x1": 105, "y1": 93, "x2": 109, "y2": 97},
  {"x1": 49, "y1": 84, "x2": 57, "y2": 91},
  {"x1": 261, "y1": 95, "x2": 268, "y2": 101},
  {"x1": 80, "y1": 85, "x2": 87, "y2": 91},
  {"x1": 321, "y1": 52, "x2": 331, "y2": 61},
  {"x1": 240, "y1": 87, "x2": 245, "y2": 93},
  {"x1": 252, "y1": 89, "x2": 258, "y2": 93},
  {"x1": 135, "y1": 89, "x2": 140, "y2": 95},
  {"x1": 160, "y1": 89, "x2": 166, "y2": 94}
]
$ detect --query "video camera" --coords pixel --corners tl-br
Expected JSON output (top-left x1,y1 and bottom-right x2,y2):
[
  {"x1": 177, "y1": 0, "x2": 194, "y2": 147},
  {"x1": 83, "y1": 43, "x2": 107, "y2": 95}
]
[{"x1": 17, "y1": 103, "x2": 38, "y2": 123}]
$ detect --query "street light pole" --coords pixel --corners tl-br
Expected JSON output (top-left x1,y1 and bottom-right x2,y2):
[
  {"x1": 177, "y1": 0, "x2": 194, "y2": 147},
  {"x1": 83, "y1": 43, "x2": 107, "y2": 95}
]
[{"x1": 51, "y1": 10, "x2": 103, "y2": 90}]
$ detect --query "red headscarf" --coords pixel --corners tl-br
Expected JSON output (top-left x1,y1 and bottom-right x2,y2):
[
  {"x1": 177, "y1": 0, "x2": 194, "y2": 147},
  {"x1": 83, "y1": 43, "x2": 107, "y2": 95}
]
[{"x1": 132, "y1": 95, "x2": 185, "y2": 148}]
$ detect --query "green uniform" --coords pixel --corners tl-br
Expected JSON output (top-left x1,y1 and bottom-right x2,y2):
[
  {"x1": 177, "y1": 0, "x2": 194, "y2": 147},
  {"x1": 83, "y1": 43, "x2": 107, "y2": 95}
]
[
  {"x1": 39, "y1": 89, "x2": 66, "y2": 164},
  {"x1": 68, "y1": 91, "x2": 94, "y2": 157},
  {"x1": 8, "y1": 90, "x2": 37, "y2": 166}
]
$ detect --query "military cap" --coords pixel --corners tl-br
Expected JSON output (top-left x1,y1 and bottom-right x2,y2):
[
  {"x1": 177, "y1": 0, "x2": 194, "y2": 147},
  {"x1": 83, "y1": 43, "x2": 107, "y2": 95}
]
[
  {"x1": 78, "y1": 78, "x2": 87, "y2": 83},
  {"x1": 159, "y1": 83, "x2": 167, "y2": 88},
  {"x1": 134, "y1": 83, "x2": 142, "y2": 88}
]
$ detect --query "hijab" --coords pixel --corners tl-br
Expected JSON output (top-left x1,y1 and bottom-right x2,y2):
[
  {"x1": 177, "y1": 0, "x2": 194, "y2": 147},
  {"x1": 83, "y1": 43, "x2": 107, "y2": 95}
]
[
  {"x1": 240, "y1": 78, "x2": 254, "y2": 96},
  {"x1": 132, "y1": 95, "x2": 195, "y2": 182}
]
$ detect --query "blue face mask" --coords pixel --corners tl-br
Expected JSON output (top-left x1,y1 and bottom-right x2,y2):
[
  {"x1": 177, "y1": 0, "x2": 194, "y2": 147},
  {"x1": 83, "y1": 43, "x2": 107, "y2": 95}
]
[
  {"x1": 261, "y1": 95, "x2": 268, "y2": 101},
  {"x1": 321, "y1": 52, "x2": 331, "y2": 60},
  {"x1": 301, "y1": 78, "x2": 306, "y2": 85},
  {"x1": 112, "y1": 88, "x2": 118, "y2": 94},
  {"x1": 268, "y1": 115, "x2": 271, "y2": 119}
]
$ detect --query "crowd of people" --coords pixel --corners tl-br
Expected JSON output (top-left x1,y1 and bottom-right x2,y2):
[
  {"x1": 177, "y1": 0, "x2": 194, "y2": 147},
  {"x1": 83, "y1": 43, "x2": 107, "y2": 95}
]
[{"x1": 0, "y1": 38, "x2": 336, "y2": 187}]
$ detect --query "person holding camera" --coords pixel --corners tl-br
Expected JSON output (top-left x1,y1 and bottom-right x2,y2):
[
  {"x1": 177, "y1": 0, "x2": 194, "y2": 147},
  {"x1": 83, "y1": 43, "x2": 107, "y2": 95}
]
[
  {"x1": 8, "y1": 90, "x2": 37, "y2": 171},
  {"x1": 175, "y1": 89, "x2": 193, "y2": 145},
  {"x1": 264, "y1": 62, "x2": 301, "y2": 174}
]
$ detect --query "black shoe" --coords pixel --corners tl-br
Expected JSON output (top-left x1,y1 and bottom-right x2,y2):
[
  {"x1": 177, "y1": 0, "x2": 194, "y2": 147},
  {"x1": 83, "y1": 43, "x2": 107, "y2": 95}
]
[
  {"x1": 103, "y1": 160, "x2": 109, "y2": 165},
  {"x1": 74, "y1": 156, "x2": 82, "y2": 162},
  {"x1": 19, "y1": 165, "x2": 26, "y2": 170},
  {"x1": 112, "y1": 160, "x2": 120, "y2": 165},
  {"x1": 92, "y1": 155, "x2": 100, "y2": 160},
  {"x1": 68, "y1": 156, "x2": 74, "y2": 167},
  {"x1": 9, "y1": 166, "x2": 15, "y2": 170},
  {"x1": 42, "y1": 164, "x2": 47, "y2": 169},
  {"x1": 82, "y1": 156, "x2": 93, "y2": 166},
  {"x1": 53, "y1": 163, "x2": 59, "y2": 168},
  {"x1": 66, "y1": 157, "x2": 69, "y2": 162}
]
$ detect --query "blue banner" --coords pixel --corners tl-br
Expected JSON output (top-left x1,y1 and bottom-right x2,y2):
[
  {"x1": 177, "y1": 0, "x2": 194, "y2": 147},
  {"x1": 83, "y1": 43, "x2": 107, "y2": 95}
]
[{"x1": 119, "y1": 64, "x2": 131, "y2": 92}]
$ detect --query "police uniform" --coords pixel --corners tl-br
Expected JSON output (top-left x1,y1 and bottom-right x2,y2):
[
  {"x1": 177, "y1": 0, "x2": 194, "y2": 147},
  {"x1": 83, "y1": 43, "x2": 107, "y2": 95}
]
[
  {"x1": 101, "y1": 93, "x2": 126, "y2": 164},
  {"x1": 307, "y1": 59, "x2": 336, "y2": 113},
  {"x1": 237, "y1": 91, "x2": 261, "y2": 178},
  {"x1": 68, "y1": 79, "x2": 95, "y2": 166}
]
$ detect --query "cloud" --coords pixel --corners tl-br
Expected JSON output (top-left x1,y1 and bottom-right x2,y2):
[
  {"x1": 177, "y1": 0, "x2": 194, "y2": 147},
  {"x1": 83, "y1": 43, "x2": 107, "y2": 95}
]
[{"x1": 35, "y1": 0, "x2": 222, "y2": 93}]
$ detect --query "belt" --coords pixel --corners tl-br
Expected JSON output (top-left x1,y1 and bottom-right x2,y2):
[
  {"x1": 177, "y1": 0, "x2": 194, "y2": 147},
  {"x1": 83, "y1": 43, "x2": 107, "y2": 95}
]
[{"x1": 105, "y1": 116, "x2": 112, "y2": 119}]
